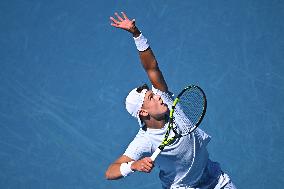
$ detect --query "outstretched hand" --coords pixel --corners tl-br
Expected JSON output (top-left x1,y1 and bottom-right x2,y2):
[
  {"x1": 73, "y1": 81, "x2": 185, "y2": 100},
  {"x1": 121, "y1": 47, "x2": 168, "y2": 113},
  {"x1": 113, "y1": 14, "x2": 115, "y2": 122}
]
[{"x1": 110, "y1": 12, "x2": 138, "y2": 34}]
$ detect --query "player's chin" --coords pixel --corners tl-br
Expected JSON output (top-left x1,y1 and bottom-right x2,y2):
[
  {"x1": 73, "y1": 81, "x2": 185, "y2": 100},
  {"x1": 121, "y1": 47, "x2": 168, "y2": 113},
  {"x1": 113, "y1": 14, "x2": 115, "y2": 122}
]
[
  {"x1": 161, "y1": 103, "x2": 168, "y2": 110},
  {"x1": 163, "y1": 104, "x2": 169, "y2": 112},
  {"x1": 161, "y1": 107, "x2": 169, "y2": 115}
]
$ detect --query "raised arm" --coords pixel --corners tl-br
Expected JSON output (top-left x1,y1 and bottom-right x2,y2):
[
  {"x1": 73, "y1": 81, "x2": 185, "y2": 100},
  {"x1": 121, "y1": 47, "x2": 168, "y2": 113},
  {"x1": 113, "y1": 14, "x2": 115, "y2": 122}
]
[{"x1": 110, "y1": 12, "x2": 168, "y2": 92}]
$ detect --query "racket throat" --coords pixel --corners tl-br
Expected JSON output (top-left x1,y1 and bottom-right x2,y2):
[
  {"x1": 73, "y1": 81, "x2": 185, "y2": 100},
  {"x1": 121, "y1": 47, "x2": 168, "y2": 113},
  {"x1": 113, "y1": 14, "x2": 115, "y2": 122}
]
[
  {"x1": 171, "y1": 124, "x2": 182, "y2": 138},
  {"x1": 158, "y1": 145, "x2": 165, "y2": 151},
  {"x1": 174, "y1": 133, "x2": 182, "y2": 138}
]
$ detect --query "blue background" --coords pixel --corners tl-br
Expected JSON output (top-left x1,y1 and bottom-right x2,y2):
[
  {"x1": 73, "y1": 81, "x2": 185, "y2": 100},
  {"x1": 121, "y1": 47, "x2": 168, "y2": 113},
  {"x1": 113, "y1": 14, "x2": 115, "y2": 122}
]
[{"x1": 1, "y1": 0, "x2": 283, "y2": 188}]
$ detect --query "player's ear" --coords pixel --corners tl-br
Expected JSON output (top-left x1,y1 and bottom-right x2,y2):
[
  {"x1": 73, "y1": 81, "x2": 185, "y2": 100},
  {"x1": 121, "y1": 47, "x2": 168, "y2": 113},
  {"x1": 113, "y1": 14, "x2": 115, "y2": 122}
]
[{"x1": 139, "y1": 109, "x2": 148, "y2": 117}]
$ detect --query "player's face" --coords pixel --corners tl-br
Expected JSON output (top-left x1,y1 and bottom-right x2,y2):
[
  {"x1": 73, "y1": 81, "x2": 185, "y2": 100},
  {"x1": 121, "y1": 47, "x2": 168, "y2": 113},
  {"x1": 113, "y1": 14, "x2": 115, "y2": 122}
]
[{"x1": 141, "y1": 90, "x2": 168, "y2": 119}]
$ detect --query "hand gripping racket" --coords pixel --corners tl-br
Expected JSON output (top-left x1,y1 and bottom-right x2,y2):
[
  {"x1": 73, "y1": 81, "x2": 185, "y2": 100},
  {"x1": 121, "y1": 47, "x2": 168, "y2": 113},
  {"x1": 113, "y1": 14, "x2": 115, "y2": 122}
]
[{"x1": 150, "y1": 85, "x2": 207, "y2": 161}]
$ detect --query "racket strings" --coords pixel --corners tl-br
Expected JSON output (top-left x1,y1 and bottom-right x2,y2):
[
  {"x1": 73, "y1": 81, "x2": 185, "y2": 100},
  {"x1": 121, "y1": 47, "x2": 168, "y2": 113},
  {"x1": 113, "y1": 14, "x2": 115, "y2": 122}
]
[
  {"x1": 160, "y1": 87, "x2": 206, "y2": 148},
  {"x1": 177, "y1": 89, "x2": 205, "y2": 135}
]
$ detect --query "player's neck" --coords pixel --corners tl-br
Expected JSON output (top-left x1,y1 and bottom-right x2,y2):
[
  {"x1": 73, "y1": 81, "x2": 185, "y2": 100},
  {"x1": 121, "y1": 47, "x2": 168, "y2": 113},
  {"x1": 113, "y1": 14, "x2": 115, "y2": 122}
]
[{"x1": 145, "y1": 115, "x2": 168, "y2": 129}]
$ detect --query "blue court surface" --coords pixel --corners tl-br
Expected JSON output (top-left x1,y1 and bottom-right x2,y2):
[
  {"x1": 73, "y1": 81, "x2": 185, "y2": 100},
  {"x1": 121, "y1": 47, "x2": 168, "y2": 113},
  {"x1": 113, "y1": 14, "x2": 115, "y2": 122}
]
[{"x1": 1, "y1": 1, "x2": 283, "y2": 188}]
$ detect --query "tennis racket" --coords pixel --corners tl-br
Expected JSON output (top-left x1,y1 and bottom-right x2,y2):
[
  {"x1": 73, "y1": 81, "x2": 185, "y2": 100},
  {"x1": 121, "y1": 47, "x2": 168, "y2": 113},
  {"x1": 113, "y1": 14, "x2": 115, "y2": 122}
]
[{"x1": 150, "y1": 85, "x2": 207, "y2": 161}]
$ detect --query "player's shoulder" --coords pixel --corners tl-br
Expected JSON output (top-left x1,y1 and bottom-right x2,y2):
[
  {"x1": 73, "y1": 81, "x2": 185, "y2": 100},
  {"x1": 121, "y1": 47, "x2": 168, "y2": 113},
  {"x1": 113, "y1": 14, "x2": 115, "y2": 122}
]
[
  {"x1": 124, "y1": 128, "x2": 152, "y2": 158},
  {"x1": 130, "y1": 127, "x2": 155, "y2": 147},
  {"x1": 132, "y1": 128, "x2": 150, "y2": 141},
  {"x1": 152, "y1": 85, "x2": 174, "y2": 100}
]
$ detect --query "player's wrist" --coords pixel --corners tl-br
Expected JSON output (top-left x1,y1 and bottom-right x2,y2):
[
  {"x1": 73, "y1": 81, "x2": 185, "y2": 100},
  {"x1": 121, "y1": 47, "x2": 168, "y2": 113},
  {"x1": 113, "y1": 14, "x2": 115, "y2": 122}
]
[
  {"x1": 120, "y1": 161, "x2": 135, "y2": 177},
  {"x1": 131, "y1": 26, "x2": 141, "y2": 37},
  {"x1": 133, "y1": 33, "x2": 150, "y2": 52}
]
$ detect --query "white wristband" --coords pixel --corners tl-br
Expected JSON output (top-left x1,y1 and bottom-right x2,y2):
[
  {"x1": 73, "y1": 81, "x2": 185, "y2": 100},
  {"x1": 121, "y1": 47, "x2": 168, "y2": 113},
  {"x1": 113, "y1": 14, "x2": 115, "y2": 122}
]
[
  {"x1": 133, "y1": 33, "x2": 149, "y2": 52},
  {"x1": 120, "y1": 161, "x2": 134, "y2": 177}
]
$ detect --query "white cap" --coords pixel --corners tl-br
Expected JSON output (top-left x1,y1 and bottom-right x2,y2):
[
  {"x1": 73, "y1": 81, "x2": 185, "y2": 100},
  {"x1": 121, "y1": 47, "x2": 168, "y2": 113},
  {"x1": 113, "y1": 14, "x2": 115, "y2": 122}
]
[{"x1": 125, "y1": 88, "x2": 148, "y2": 127}]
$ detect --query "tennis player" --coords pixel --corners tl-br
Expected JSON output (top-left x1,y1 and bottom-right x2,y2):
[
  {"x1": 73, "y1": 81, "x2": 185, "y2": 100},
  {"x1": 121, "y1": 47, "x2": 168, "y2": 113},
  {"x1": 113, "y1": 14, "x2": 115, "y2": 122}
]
[{"x1": 105, "y1": 12, "x2": 237, "y2": 189}]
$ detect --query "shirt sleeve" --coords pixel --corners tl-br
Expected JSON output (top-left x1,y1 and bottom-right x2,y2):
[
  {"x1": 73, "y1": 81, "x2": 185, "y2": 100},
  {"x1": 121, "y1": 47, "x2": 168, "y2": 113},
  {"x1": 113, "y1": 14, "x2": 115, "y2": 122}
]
[
  {"x1": 151, "y1": 85, "x2": 174, "y2": 105},
  {"x1": 123, "y1": 129, "x2": 152, "y2": 161}
]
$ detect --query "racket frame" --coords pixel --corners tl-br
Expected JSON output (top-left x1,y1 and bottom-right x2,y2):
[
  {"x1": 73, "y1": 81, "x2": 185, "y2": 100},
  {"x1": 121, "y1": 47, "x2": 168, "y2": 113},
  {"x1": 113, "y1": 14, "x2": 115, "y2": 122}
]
[{"x1": 150, "y1": 85, "x2": 207, "y2": 161}]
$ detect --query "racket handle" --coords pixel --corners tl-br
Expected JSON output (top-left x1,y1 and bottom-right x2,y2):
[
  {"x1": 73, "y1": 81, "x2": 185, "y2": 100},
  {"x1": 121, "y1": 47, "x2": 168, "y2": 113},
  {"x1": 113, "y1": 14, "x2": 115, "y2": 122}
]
[{"x1": 150, "y1": 148, "x2": 161, "y2": 161}]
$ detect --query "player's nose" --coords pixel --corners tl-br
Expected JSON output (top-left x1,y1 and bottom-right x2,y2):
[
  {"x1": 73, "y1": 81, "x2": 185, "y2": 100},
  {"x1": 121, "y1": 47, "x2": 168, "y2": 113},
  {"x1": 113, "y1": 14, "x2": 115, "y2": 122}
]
[
  {"x1": 154, "y1": 94, "x2": 161, "y2": 99},
  {"x1": 154, "y1": 95, "x2": 163, "y2": 103}
]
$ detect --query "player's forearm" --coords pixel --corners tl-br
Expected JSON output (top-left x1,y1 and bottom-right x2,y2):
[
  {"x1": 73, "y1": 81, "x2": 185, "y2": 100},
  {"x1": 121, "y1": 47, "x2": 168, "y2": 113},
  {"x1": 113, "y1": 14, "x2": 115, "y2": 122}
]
[
  {"x1": 130, "y1": 26, "x2": 156, "y2": 70},
  {"x1": 105, "y1": 163, "x2": 123, "y2": 180},
  {"x1": 139, "y1": 50, "x2": 168, "y2": 91},
  {"x1": 132, "y1": 28, "x2": 168, "y2": 91},
  {"x1": 132, "y1": 28, "x2": 157, "y2": 71},
  {"x1": 106, "y1": 155, "x2": 136, "y2": 180},
  {"x1": 139, "y1": 48, "x2": 157, "y2": 70}
]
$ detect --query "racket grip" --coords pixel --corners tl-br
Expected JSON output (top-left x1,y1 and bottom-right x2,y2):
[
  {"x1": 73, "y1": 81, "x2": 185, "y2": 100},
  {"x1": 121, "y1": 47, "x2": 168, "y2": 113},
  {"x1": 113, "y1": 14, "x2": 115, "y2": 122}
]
[{"x1": 150, "y1": 148, "x2": 161, "y2": 161}]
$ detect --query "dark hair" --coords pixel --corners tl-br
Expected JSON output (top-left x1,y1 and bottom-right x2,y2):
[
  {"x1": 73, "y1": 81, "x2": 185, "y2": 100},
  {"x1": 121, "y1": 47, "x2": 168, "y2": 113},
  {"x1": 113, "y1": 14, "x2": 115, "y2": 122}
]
[
  {"x1": 136, "y1": 83, "x2": 149, "y2": 130},
  {"x1": 136, "y1": 83, "x2": 149, "y2": 93}
]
